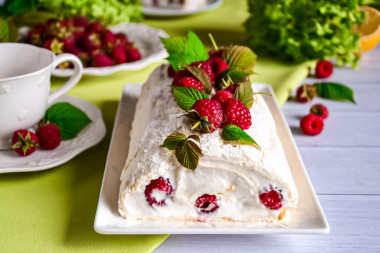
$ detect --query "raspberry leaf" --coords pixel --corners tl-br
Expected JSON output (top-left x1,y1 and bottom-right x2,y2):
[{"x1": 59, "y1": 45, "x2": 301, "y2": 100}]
[
  {"x1": 222, "y1": 45, "x2": 257, "y2": 73},
  {"x1": 44, "y1": 102, "x2": 91, "y2": 140},
  {"x1": 161, "y1": 133, "x2": 187, "y2": 150},
  {"x1": 232, "y1": 81, "x2": 254, "y2": 109},
  {"x1": 313, "y1": 82, "x2": 356, "y2": 103},
  {"x1": 185, "y1": 65, "x2": 212, "y2": 94},
  {"x1": 175, "y1": 138, "x2": 203, "y2": 170},
  {"x1": 215, "y1": 69, "x2": 252, "y2": 91},
  {"x1": 161, "y1": 31, "x2": 209, "y2": 71},
  {"x1": 221, "y1": 125, "x2": 261, "y2": 151},
  {"x1": 171, "y1": 86, "x2": 209, "y2": 111}
]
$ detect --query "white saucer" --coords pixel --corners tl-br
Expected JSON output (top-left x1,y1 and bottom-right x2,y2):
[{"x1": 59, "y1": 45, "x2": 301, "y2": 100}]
[
  {"x1": 19, "y1": 23, "x2": 169, "y2": 77},
  {"x1": 94, "y1": 83, "x2": 329, "y2": 234},
  {"x1": 0, "y1": 95, "x2": 106, "y2": 173},
  {"x1": 143, "y1": 0, "x2": 223, "y2": 17}
]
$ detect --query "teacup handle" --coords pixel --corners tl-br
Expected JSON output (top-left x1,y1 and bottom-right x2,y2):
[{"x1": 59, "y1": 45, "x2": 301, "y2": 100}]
[{"x1": 48, "y1": 54, "x2": 83, "y2": 104}]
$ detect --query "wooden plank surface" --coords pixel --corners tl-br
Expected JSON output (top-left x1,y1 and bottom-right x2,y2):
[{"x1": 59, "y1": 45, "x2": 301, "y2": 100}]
[
  {"x1": 155, "y1": 45, "x2": 380, "y2": 252},
  {"x1": 156, "y1": 195, "x2": 380, "y2": 252}
]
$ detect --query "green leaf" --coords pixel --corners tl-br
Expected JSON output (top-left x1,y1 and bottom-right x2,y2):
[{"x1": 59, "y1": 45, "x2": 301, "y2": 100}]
[
  {"x1": 185, "y1": 65, "x2": 212, "y2": 94},
  {"x1": 233, "y1": 81, "x2": 254, "y2": 109},
  {"x1": 160, "y1": 36, "x2": 187, "y2": 55},
  {"x1": 161, "y1": 31, "x2": 209, "y2": 71},
  {"x1": 44, "y1": 102, "x2": 92, "y2": 140},
  {"x1": 161, "y1": 133, "x2": 187, "y2": 150},
  {"x1": 175, "y1": 138, "x2": 203, "y2": 170},
  {"x1": 171, "y1": 86, "x2": 209, "y2": 111},
  {"x1": 221, "y1": 125, "x2": 261, "y2": 151},
  {"x1": 313, "y1": 82, "x2": 356, "y2": 103},
  {"x1": 222, "y1": 45, "x2": 257, "y2": 73},
  {"x1": 215, "y1": 68, "x2": 252, "y2": 91},
  {"x1": 0, "y1": 18, "x2": 9, "y2": 42}
]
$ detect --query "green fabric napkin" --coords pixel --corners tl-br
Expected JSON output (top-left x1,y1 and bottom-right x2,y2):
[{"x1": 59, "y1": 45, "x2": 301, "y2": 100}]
[{"x1": 0, "y1": 0, "x2": 312, "y2": 252}]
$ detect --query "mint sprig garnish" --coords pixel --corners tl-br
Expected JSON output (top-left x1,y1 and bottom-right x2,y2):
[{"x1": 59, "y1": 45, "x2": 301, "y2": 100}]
[
  {"x1": 221, "y1": 125, "x2": 261, "y2": 151},
  {"x1": 161, "y1": 133, "x2": 203, "y2": 170},
  {"x1": 171, "y1": 86, "x2": 209, "y2": 111},
  {"x1": 233, "y1": 81, "x2": 254, "y2": 109},
  {"x1": 185, "y1": 65, "x2": 212, "y2": 94},
  {"x1": 313, "y1": 82, "x2": 356, "y2": 104},
  {"x1": 44, "y1": 102, "x2": 91, "y2": 140},
  {"x1": 161, "y1": 31, "x2": 209, "y2": 71},
  {"x1": 222, "y1": 45, "x2": 257, "y2": 73}
]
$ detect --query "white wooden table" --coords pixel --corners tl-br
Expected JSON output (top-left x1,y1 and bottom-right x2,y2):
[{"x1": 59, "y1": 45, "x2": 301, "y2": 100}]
[{"x1": 155, "y1": 46, "x2": 380, "y2": 252}]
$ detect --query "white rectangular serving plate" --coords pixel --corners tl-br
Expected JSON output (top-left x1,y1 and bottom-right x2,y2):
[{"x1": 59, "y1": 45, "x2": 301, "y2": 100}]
[{"x1": 94, "y1": 83, "x2": 330, "y2": 234}]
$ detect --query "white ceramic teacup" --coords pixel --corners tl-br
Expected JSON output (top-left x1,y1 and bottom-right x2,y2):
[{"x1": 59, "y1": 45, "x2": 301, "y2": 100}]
[{"x1": 0, "y1": 43, "x2": 83, "y2": 149}]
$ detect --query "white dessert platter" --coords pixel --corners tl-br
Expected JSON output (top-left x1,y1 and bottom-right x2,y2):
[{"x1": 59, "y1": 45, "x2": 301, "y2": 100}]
[
  {"x1": 0, "y1": 95, "x2": 106, "y2": 173},
  {"x1": 18, "y1": 23, "x2": 169, "y2": 77},
  {"x1": 143, "y1": 0, "x2": 223, "y2": 17},
  {"x1": 94, "y1": 82, "x2": 329, "y2": 234}
]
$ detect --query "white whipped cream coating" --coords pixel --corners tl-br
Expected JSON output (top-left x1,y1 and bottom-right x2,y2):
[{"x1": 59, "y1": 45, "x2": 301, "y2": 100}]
[{"x1": 118, "y1": 65, "x2": 298, "y2": 222}]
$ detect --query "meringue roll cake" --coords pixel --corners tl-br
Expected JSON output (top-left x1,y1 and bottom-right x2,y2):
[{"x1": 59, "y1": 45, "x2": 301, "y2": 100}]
[{"x1": 118, "y1": 32, "x2": 298, "y2": 223}]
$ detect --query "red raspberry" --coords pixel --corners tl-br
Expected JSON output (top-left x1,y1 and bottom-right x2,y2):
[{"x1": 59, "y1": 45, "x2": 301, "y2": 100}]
[
  {"x1": 115, "y1": 33, "x2": 129, "y2": 47},
  {"x1": 195, "y1": 194, "x2": 219, "y2": 214},
  {"x1": 208, "y1": 49, "x2": 224, "y2": 58},
  {"x1": 173, "y1": 76, "x2": 205, "y2": 92},
  {"x1": 44, "y1": 38, "x2": 64, "y2": 54},
  {"x1": 315, "y1": 60, "x2": 333, "y2": 79},
  {"x1": 126, "y1": 47, "x2": 141, "y2": 62},
  {"x1": 144, "y1": 177, "x2": 174, "y2": 206},
  {"x1": 212, "y1": 90, "x2": 232, "y2": 108},
  {"x1": 102, "y1": 30, "x2": 116, "y2": 50},
  {"x1": 94, "y1": 53, "x2": 112, "y2": 67},
  {"x1": 310, "y1": 104, "x2": 329, "y2": 119},
  {"x1": 191, "y1": 60, "x2": 214, "y2": 81},
  {"x1": 11, "y1": 130, "x2": 39, "y2": 157},
  {"x1": 191, "y1": 99, "x2": 223, "y2": 133},
  {"x1": 73, "y1": 17, "x2": 88, "y2": 28},
  {"x1": 167, "y1": 65, "x2": 176, "y2": 77},
  {"x1": 222, "y1": 98, "x2": 252, "y2": 130},
  {"x1": 85, "y1": 22, "x2": 103, "y2": 34},
  {"x1": 69, "y1": 47, "x2": 90, "y2": 67},
  {"x1": 210, "y1": 57, "x2": 228, "y2": 76},
  {"x1": 36, "y1": 124, "x2": 61, "y2": 150},
  {"x1": 172, "y1": 70, "x2": 192, "y2": 86},
  {"x1": 77, "y1": 33, "x2": 101, "y2": 52},
  {"x1": 300, "y1": 114, "x2": 324, "y2": 135},
  {"x1": 226, "y1": 84, "x2": 238, "y2": 94},
  {"x1": 112, "y1": 45, "x2": 127, "y2": 64},
  {"x1": 296, "y1": 84, "x2": 316, "y2": 103},
  {"x1": 259, "y1": 190, "x2": 282, "y2": 210}
]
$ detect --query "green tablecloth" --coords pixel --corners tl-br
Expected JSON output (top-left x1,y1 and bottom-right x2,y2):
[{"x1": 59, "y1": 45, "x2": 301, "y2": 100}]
[{"x1": 0, "y1": 0, "x2": 313, "y2": 252}]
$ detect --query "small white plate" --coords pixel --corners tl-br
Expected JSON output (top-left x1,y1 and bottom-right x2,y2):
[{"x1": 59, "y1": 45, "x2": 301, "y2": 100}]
[
  {"x1": 0, "y1": 95, "x2": 106, "y2": 173},
  {"x1": 19, "y1": 23, "x2": 168, "y2": 77},
  {"x1": 94, "y1": 83, "x2": 329, "y2": 234},
  {"x1": 143, "y1": 0, "x2": 222, "y2": 17}
]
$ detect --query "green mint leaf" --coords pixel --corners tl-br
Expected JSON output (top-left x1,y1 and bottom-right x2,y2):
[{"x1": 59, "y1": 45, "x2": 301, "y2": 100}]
[
  {"x1": 313, "y1": 82, "x2": 356, "y2": 103},
  {"x1": 162, "y1": 31, "x2": 209, "y2": 71},
  {"x1": 185, "y1": 65, "x2": 212, "y2": 94},
  {"x1": 221, "y1": 125, "x2": 261, "y2": 151},
  {"x1": 0, "y1": 18, "x2": 9, "y2": 42},
  {"x1": 175, "y1": 138, "x2": 203, "y2": 170},
  {"x1": 161, "y1": 133, "x2": 187, "y2": 150},
  {"x1": 171, "y1": 86, "x2": 209, "y2": 111},
  {"x1": 222, "y1": 45, "x2": 257, "y2": 73},
  {"x1": 233, "y1": 81, "x2": 254, "y2": 109},
  {"x1": 44, "y1": 102, "x2": 92, "y2": 140},
  {"x1": 187, "y1": 135, "x2": 200, "y2": 143}
]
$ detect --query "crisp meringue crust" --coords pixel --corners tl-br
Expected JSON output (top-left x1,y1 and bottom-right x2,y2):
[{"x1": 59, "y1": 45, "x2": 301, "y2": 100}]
[{"x1": 118, "y1": 65, "x2": 298, "y2": 222}]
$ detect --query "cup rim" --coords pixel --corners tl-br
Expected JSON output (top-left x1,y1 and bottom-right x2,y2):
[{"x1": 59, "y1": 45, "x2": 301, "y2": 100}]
[{"x1": 0, "y1": 43, "x2": 56, "y2": 82}]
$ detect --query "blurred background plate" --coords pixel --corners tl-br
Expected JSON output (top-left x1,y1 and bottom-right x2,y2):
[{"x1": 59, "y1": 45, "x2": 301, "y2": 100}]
[
  {"x1": 17, "y1": 23, "x2": 168, "y2": 77},
  {"x1": 143, "y1": 0, "x2": 222, "y2": 17}
]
